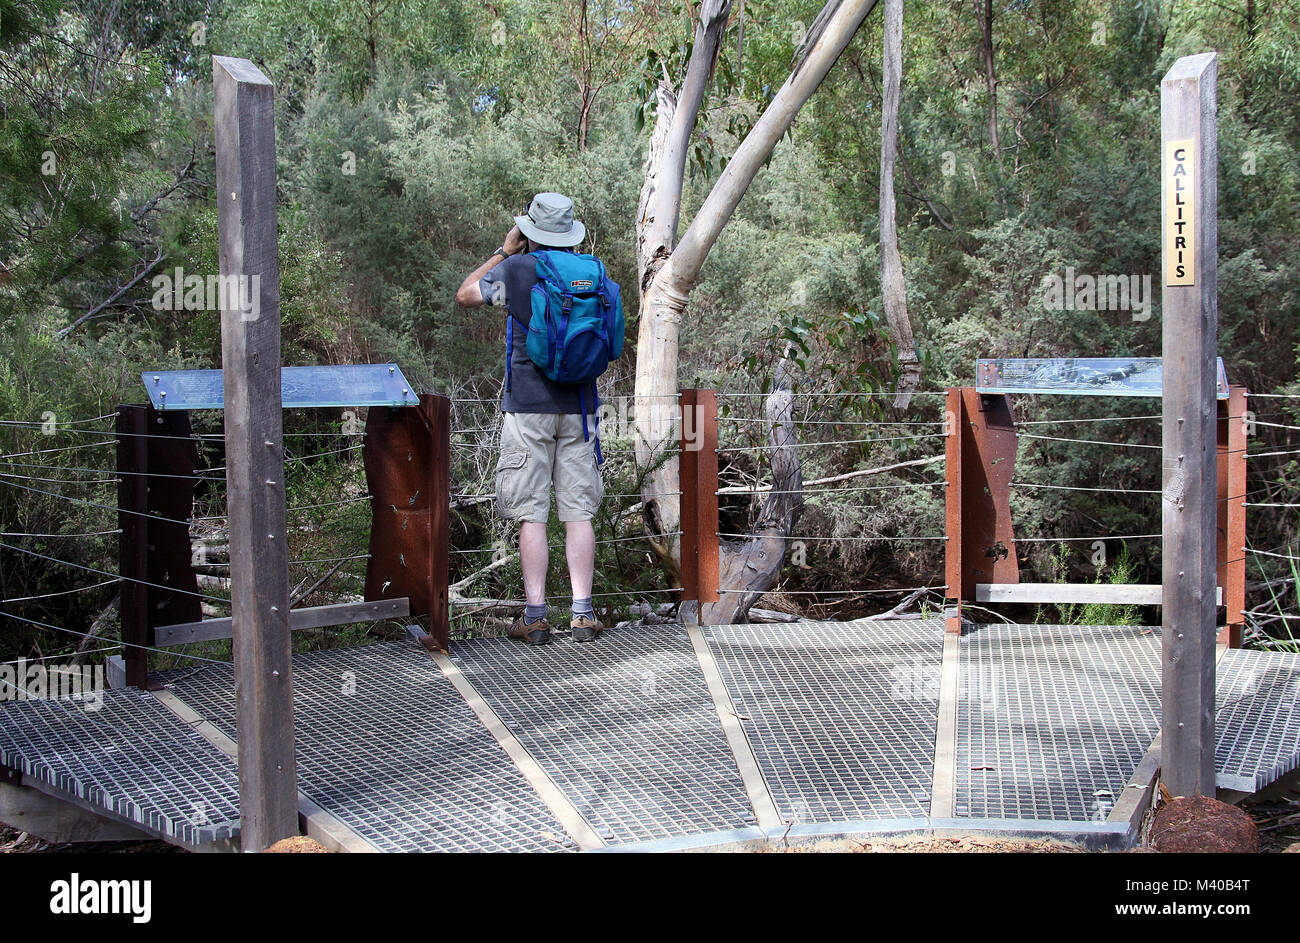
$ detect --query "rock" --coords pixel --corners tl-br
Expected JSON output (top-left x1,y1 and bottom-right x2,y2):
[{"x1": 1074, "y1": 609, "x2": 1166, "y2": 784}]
[
  {"x1": 264, "y1": 836, "x2": 330, "y2": 853},
  {"x1": 1151, "y1": 794, "x2": 1259, "y2": 853}
]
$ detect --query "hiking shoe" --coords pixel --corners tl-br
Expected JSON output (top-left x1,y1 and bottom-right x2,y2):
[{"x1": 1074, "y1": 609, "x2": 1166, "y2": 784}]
[
  {"x1": 508, "y1": 616, "x2": 551, "y2": 646},
  {"x1": 570, "y1": 614, "x2": 604, "y2": 643}
]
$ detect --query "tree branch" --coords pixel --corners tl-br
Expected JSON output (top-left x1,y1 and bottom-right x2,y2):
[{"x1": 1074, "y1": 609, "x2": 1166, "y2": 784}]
[{"x1": 55, "y1": 252, "x2": 166, "y2": 340}]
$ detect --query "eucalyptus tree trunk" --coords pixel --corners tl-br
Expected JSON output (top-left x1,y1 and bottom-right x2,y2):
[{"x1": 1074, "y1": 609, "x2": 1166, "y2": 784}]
[
  {"x1": 632, "y1": 0, "x2": 882, "y2": 615},
  {"x1": 880, "y1": 0, "x2": 920, "y2": 407}
]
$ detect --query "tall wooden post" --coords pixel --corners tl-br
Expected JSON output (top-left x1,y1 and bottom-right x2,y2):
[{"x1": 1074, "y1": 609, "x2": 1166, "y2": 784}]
[
  {"x1": 214, "y1": 55, "x2": 298, "y2": 850},
  {"x1": 679, "y1": 389, "x2": 719, "y2": 625},
  {"x1": 1160, "y1": 52, "x2": 1218, "y2": 797}
]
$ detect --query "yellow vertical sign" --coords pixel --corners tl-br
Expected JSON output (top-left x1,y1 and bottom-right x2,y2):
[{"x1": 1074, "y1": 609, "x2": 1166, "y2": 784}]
[{"x1": 1164, "y1": 139, "x2": 1196, "y2": 285}]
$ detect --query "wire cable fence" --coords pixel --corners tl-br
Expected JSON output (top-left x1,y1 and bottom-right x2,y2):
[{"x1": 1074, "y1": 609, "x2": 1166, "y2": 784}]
[
  {"x1": 6, "y1": 379, "x2": 1300, "y2": 658},
  {"x1": 0, "y1": 405, "x2": 391, "y2": 674}
]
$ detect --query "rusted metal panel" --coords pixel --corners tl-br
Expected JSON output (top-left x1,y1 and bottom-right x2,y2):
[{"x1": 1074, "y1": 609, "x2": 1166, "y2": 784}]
[
  {"x1": 679, "y1": 390, "x2": 701, "y2": 608},
  {"x1": 1217, "y1": 385, "x2": 1247, "y2": 647},
  {"x1": 427, "y1": 396, "x2": 451, "y2": 649},
  {"x1": 363, "y1": 394, "x2": 450, "y2": 651},
  {"x1": 945, "y1": 388, "x2": 1019, "y2": 628},
  {"x1": 144, "y1": 409, "x2": 202, "y2": 632},
  {"x1": 679, "y1": 390, "x2": 721, "y2": 613},
  {"x1": 944, "y1": 389, "x2": 963, "y2": 632},
  {"x1": 117, "y1": 404, "x2": 202, "y2": 687},
  {"x1": 117, "y1": 405, "x2": 150, "y2": 688}
]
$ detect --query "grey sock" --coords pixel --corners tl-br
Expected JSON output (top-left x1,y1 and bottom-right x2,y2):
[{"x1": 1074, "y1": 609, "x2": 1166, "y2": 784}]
[
  {"x1": 524, "y1": 602, "x2": 548, "y2": 624},
  {"x1": 571, "y1": 597, "x2": 594, "y2": 618}
]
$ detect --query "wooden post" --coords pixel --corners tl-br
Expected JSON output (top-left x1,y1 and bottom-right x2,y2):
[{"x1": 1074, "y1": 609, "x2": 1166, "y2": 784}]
[
  {"x1": 116, "y1": 405, "x2": 149, "y2": 687},
  {"x1": 214, "y1": 55, "x2": 298, "y2": 851},
  {"x1": 1217, "y1": 386, "x2": 1247, "y2": 647},
  {"x1": 678, "y1": 390, "x2": 719, "y2": 624},
  {"x1": 1160, "y1": 52, "x2": 1218, "y2": 797}
]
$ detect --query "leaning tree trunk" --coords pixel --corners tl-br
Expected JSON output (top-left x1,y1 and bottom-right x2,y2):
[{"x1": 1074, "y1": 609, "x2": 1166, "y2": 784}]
[
  {"x1": 632, "y1": 0, "x2": 882, "y2": 617},
  {"x1": 700, "y1": 358, "x2": 803, "y2": 624}
]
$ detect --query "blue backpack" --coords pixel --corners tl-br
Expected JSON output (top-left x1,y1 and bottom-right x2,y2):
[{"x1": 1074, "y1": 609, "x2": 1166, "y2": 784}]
[{"x1": 505, "y1": 249, "x2": 624, "y2": 461}]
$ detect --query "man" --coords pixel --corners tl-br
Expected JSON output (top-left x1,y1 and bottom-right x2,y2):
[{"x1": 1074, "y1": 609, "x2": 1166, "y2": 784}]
[{"x1": 455, "y1": 193, "x2": 605, "y2": 645}]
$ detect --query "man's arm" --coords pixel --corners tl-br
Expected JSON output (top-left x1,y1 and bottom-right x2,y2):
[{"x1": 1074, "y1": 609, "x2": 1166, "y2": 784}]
[{"x1": 456, "y1": 225, "x2": 527, "y2": 307}]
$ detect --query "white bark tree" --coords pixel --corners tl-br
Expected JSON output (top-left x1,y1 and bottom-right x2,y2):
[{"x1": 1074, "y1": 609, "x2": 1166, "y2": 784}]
[
  {"x1": 631, "y1": 0, "x2": 885, "y2": 622},
  {"x1": 879, "y1": 0, "x2": 920, "y2": 407}
]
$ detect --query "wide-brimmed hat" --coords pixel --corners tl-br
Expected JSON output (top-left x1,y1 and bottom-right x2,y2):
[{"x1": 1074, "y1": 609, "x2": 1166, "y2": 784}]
[{"x1": 514, "y1": 192, "x2": 586, "y2": 248}]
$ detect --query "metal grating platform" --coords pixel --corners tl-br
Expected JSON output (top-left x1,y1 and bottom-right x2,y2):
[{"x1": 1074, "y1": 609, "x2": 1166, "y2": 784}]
[
  {"x1": 956, "y1": 624, "x2": 1162, "y2": 822},
  {"x1": 0, "y1": 687, "x2": 240, "y2": 843},
  {"x1": 450, "y1": 624, "x2": 753, "y2": 845},
  {"x1": 1216, "y1": 647, "x2": 1300, "y2": 791},
  {"x1": 705, "y1": 619, "x2": 944, "y2": 823},
  {"x1": 2, "y1": 623, "x2": 1296, "y2": 852},
  {"x1": 166, "y1": 641, "x2": 571, "y2": 852}
]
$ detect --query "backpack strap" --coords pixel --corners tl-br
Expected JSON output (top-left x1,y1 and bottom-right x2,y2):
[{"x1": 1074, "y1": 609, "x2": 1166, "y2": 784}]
[
  {"x1": 577, "y1": 383, "x2": 604, "y2": 466},
  {"x1": 591, "y1": 381, "x2": 603, "y2": 465},
  {"x1": 505, "y1": 315, "x2": 513, "y2": 392}
]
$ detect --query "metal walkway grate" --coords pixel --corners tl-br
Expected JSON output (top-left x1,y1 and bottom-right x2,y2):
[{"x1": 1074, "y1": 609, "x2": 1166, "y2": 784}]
[
  {"x1": 956, "y1": 623, "x2": 1162, "y2": 822},
  {"x1": 166, "y1": 641, "x2": 570, "y2": 852},
  {"x1": 0, "y1": 687, "x2": 240, "y2": 844},
  {"x1": 705, "y1": 619, "x2": 944, "y2": 823},
  {"x1": 450, "y1": 624, "x2": 753, "y2": 845},
  {"x1": 1217, "y1": 647, "x2": 1300, "y2": 791}
]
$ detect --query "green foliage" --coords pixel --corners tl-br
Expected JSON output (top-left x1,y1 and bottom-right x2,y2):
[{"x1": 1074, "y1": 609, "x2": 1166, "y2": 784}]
[{"x1": 1039, "y1": 543, "x2": 1143, "y2": 628}]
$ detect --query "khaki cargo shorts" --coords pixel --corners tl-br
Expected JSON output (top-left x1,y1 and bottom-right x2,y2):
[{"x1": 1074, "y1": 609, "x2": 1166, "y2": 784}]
[{"x1": 494, "y1": 412, "x2": 604, "y2": 523}]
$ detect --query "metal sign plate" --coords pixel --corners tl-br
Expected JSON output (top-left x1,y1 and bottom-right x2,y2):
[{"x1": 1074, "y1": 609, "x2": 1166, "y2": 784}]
[
  {"x1": 975, "y1": 357, "x2": 1229, "y2": 399},
  {"x1": 141, "y1": 364, "x2": 418, "y2": 410}
]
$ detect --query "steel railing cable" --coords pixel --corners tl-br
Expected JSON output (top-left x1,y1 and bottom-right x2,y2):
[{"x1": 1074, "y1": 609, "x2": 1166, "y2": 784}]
[
  {"x1": 715, "y1": 390, "x2": 949, "y2": 398},
  {"x1": 196, "y1": 553, "x2": 371, "y2": 568},
  {"x1": 0, "y1": 471, "x2": 120, "y2": 486},
  {"x1": 716, "y1": 532, "x2": 947, "y2": 541},
  {"x1": 1015, "y1": 534, "x2": 1161, "y2": 543},
  {"x1": 718, "y1": 481, "x2": 944, "y2": 496},
  {"x1": 0, "y1": 609, "x2": 232, "y2": 664},
  {"x1": 0, "y1": 646, "x2": 121, "y2": 665},
  {"x1": 2, "y1": 577, "x2": 121, "y2": 604},
  {"x1": 0, "y1": 529, "x2": 122, "y2": 538},
  {"x1": 717, "y1": 416, "x2": 946, "y2": 427},
  {"x1": 1010, "y1": 481, "x2": 1162, "y2": 495},
  {"x1": 0, "y1": 542, "x2": 231, "y2": 605},
  {"x1": 283, "y1": 443, "x2": 364, "y2": 463},
  {"x1": 716, "y1": 432, "x2": 949, "y2": 453},
  {"x1": 287, "y1": 494, "x2": 372, "y2": 513},
  {"x1": 0, "y1": 459, "x2": 226, "y2": 481},
  {"x1": 716, "y1": 585, "x2": 947, "y2": 596},
  {"x1": 0, "y1": 413, "x2": 118, "y2": 428},
  {"x1": 0, "y1": 479, "x2": 193, "y2": 528},
  {"x1": 1015, "y1": 415, "x2": 1162, "y2": 425},
  {"x1": 0, "y1": 439, "x2": 118, "y2": 459},
  {"x1": 1017, "y1": 432, "x2": 1162, "y2": 450}
]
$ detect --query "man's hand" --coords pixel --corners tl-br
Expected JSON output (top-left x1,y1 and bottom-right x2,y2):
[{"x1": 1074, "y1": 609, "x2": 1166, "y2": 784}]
[{"x1": 503, "y1": 225, "x2": 526, "y2": 256}]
